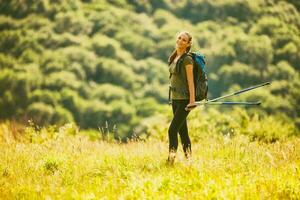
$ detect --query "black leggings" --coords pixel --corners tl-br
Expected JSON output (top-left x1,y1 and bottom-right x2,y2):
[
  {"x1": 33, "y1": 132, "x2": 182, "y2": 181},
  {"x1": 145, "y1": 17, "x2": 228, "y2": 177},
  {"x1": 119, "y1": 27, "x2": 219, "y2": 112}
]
[{"x1": 168, "y1": 99, "x2": 191, "y2": 156}]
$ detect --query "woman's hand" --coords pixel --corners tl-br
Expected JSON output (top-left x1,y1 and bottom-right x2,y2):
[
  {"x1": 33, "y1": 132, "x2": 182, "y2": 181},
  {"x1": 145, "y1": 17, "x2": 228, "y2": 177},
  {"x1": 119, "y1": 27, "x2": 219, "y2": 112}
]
[{"x1": 185, "y1": 102, "x2": 197, "y2": 111}]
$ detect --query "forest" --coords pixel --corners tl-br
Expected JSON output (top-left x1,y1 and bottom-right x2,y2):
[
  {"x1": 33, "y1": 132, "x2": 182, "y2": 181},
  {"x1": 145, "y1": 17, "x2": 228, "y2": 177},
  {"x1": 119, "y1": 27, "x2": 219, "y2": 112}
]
[{"x1": 0, "y1": 0, "x2": 299, "y2": 139}]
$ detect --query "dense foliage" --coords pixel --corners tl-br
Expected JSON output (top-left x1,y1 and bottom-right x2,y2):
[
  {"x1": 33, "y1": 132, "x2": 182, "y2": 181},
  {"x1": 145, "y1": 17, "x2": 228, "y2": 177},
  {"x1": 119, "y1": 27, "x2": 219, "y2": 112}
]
[{"x1": 0, "y1": 0, "x2": 299, "y2": 138}]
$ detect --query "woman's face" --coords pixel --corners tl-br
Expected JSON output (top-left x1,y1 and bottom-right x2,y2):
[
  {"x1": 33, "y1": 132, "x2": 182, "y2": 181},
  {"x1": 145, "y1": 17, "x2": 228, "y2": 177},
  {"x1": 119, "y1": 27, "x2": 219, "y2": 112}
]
[{"x1": 176, "y1": 33, "x2": 191, "y2": 50}]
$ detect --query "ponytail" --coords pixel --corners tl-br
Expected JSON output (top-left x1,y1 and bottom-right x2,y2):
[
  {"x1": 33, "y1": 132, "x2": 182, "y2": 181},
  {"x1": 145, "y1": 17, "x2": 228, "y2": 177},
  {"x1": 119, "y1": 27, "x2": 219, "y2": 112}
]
[
  {"x1": 168, "y1": 49, "x2": 177, "y2": 66},
  {"x1": 186, "y1": 45, "x2": 191, "y2": 53}
]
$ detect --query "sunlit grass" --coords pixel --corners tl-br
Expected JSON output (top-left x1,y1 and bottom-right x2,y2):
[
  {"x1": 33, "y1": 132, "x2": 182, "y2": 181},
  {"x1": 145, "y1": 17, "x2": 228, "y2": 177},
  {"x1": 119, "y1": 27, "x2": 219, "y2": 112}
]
[{"x1": 0, "y1": 122, "x2": 299, "y2": 199}]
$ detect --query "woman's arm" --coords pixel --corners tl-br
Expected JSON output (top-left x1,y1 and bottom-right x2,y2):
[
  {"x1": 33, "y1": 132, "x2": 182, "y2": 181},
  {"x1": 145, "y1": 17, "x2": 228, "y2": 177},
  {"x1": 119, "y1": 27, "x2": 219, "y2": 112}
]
[{"x1": 185, "y1": 64, "x2": 195, "y2": 104}]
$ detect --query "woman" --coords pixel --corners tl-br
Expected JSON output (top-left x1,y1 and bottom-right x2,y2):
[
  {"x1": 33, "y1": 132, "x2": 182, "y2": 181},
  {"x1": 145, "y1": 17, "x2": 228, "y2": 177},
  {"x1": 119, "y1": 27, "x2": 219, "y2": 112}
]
[{"x1": 167, "y1": 31, "x2": 196, "y2": 164}]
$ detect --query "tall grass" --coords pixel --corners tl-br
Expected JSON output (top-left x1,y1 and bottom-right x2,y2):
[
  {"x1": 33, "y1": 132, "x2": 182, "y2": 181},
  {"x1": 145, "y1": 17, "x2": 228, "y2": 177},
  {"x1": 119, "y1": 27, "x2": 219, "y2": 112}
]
[{"x1": 0, "y1": 121, "x2": 299, "y2": 199}]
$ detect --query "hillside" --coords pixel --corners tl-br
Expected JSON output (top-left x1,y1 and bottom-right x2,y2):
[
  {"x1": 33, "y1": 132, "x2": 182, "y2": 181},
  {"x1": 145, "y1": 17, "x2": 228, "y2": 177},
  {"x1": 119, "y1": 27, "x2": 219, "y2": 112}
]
[{"x1": 0, "y1": 0, "x2": 299, "y2": 138}]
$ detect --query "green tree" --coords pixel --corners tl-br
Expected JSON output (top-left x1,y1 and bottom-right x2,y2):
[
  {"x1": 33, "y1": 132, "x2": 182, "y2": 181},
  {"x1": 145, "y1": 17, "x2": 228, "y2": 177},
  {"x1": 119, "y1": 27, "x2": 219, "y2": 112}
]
[
  {"x1": 250, "y1": 16, "x2": 300, "y2": 68},
  {"x1": 27, "y1": 102, "x2": 55, "y2": 126},
  {"x1": 116, "y1": 31, "x2": 155, "y2": 59},
  {"x1": 0, "y1": 53, "x2": 16, "y2": 69},
  {"x1": 234, "y1": 35, "x2": 273, "y2": 76},
  {"x1": 80, "y1": 100, "x2": 112, "y2": 129},
  {"x1": 44, "y1": 71, "x2": 82, "y2": 90},
  {"x1": 91, "y1": 83, "x2": 131, "y2": 104},
  {"x1": 57, "y1": 46, "x2": 97, "y2": 78},
  {"x1": 216, "y1": 62, "x2": 260, "y2": 94},
  {"x1": 0, "y1": 0, "x2": 51, "y2": 18},
  {"x1": 60, "y1": 88, "x2": 85, "y2": 123},
  {"x1": 54, "y1": 11, "x2": 92, "y2": 35},
  {"x1": 0, "y1": 69, "x2": 34, "y2": 118},
  {"x1": 95, "y1": 58, "x2": 138, "y2": 90},
  {"x1": 29, "y1": 89, "x2": 61, "y2": 106},
  {"x1": 91, "y1": 34, "x2": 121, "y2": 58},
  {"x1": 51, "y1": 105, "x2": 74, "y2": 125}
]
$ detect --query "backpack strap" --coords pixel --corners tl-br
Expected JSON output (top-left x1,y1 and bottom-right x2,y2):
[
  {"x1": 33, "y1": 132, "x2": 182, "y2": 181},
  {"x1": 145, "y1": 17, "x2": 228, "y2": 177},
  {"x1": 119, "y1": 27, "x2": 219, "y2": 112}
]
[{"x1": 168, "y1": 85, "x2": 171, "y2": 104}]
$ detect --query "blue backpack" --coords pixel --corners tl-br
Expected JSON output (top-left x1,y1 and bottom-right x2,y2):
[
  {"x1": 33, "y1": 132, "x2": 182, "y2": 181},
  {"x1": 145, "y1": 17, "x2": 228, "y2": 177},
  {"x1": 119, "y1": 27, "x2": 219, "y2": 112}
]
[
  {"x1": 189, "y1": 52, "x2": 208, "y2": 101},
  {"x1": 171, "y1": 52, "x2": 208, "y2": 102}
]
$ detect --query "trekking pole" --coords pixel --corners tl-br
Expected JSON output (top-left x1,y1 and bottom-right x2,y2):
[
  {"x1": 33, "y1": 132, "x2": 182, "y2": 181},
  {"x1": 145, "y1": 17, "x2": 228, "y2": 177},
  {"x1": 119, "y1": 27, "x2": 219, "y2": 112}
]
[
  {"x1": 194, "y1": 101, "x2": 261, "y2": 106},
  {"x1": 208, "y1": 82, "x2": 270, "y2": 103},
  {"x1": 194, "y1": 82, "x2": 270, "y2": 106}
]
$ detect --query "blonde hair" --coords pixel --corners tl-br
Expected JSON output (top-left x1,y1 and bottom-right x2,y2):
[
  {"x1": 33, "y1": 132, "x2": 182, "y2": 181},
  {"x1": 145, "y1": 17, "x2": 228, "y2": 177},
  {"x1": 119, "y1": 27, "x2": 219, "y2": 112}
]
[{"x1": 168, "y1": 31, "x2": 192, "y2": 65}]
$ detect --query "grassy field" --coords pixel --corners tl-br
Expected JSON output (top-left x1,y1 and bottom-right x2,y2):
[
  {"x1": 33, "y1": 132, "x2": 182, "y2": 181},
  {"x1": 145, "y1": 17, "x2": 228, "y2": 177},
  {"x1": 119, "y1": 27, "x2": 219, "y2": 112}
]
[{"x1": 0, "y1": 122, "x2": 299, "y2": 200}]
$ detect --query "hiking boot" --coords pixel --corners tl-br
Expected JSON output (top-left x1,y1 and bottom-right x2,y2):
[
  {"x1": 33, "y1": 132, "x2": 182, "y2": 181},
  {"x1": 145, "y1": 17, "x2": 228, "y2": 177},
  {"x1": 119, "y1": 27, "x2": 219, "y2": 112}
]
[
  {"x1": 184, "y1": 151, "x2": 192, "y2": 165},
  {"x1": 185, "y1": 154, "x2": 192, "y2": 165},
  {"x1": 166, "y1": 152, "x2": 176, "y2": 165}
]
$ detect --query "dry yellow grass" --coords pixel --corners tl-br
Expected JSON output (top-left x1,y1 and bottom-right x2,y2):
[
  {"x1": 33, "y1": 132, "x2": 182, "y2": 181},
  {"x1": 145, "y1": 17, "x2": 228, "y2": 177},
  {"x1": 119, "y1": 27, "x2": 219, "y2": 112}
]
[{"x1": 0, "y1": 122, "x2": 299, "y2": 199}]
